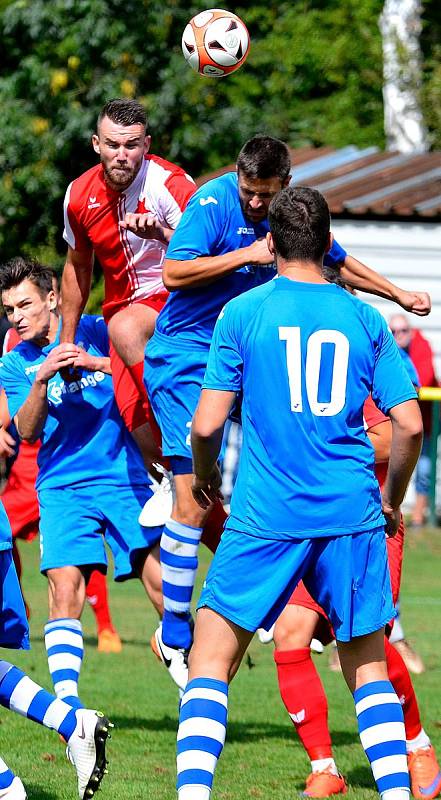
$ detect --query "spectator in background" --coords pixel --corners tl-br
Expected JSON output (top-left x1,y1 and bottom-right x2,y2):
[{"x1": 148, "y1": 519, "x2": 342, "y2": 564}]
[{"x1": 389, "y1": 314, "x2": 439, "y2": 528}]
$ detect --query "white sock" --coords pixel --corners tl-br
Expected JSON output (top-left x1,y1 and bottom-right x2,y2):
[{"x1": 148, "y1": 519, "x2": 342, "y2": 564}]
[
  {"x1": 406, "y1": 728, "x2": 431, "y2": 753},
  {"x1": 311, "y1": 757, "x2": 338, "y2": 775}
]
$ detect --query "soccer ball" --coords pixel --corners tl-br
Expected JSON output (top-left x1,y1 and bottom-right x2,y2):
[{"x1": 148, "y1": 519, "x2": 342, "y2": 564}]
[{"x1": 182, "y1": 9, "x2": 250, "y2": 78}]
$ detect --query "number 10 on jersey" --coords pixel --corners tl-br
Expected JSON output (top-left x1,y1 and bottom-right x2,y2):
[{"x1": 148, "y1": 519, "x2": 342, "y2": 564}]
[{"x1": 279, "y1": 327, "x2": 349, "y2": 417}]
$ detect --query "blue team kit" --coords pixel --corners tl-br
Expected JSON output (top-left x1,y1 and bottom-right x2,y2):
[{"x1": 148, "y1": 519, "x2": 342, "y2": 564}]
[
  {"x1": 145, "y1": 171, "x2": 347, "y2": 461},
  {"x1": 0, "y1": 316, "x2": 162, "y2": 576}
]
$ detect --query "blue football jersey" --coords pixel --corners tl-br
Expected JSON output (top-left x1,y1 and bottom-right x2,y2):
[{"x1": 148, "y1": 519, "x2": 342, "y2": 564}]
[
  {"x1": 203, "y1": 277, "x2": 417, "y2": 539},
  {"x1": 0, "y1": 502, "x2": 12, "y2": 551},
  {"x1": 157, "y1": 173, "x2": 347, "y2": 346},
  {"x1": 0, "y1": 316, "x2": 147, "y2": 491}
]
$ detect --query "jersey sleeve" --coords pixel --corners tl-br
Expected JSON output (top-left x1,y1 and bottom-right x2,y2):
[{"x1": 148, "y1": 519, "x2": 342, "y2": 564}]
[
  {"x1": 371, "y1": 318, "x2": 418, "y2": 414},
  {"x1": 63, "y1": 182, "x2": 94, "y2": 252},
  {"x1": 324, "y1": 238, "x2": 347, "y2": 267},
  {"x1": 162, "y1": 171, "x2": 196, "y2": 229},
  {"x1": 203, "y1": 302, "x2": 244, "y2": 392},
  {"x1": 165, "y1": 184, "x2": 225, "y2": 261},
  {"x1": 0, "y1": 353, "x2": 32, "y2": 419}
]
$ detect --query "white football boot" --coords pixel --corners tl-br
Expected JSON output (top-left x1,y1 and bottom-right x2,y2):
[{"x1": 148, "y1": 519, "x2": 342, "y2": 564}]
[
  {"x1": 139, "y1": 465, "x2": 174, "y2": 528},
  {"x1": 66, "y1": 709, "x2": 113, "y2": 799}
]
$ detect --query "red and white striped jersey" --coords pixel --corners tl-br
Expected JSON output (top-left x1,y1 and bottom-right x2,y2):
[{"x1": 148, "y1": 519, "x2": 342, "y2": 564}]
[{"x1": 63, "y1": 154, "x2": 196, "y2": 317}]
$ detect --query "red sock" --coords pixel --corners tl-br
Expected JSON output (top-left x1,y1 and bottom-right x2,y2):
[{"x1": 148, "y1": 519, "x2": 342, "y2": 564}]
[
  {"x1": 274, "y1": 647, "x2": 332, "y2": 761},
  {"x1": 385, "y1": 636, "x2": 422, "y2": 740},
  {"x1": 86, "y1": 570, "x2": 115, "y2": 635},
  {"x1": 200, "y1": 499, "x2": 227, "y2": 554}
]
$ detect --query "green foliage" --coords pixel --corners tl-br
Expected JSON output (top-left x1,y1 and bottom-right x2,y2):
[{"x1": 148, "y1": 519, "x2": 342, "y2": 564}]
[{"x1": 0, "y1": 0, "x2": 439, "y2": 271}]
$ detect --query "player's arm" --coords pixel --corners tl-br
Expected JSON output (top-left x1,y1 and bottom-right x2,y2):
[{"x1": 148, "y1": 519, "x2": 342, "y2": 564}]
[
  {"x1": 382, "y1": 399, "x2": 423, "y2": 533},
  {"x1": 340, "y1": 255, "x2": 431, "y2": 316},
  {"x1": 59, "y1": 247, "x2": 94, "y2": 343},
  {"x1": 366, "y1": 419, "x2": 392, "y2": 463},
  {"x1": 191, "y1": 388, "x2": 236, "y2": 508},
  {"x1": 0, "y1": 389, "x2": 16, "y2": 458},
  {"x1": 14, "y1": 344, "x2": 80, "y2": 442},
  {"x1": 164, "y1": 237, "x2": 273, "y2": 290}
]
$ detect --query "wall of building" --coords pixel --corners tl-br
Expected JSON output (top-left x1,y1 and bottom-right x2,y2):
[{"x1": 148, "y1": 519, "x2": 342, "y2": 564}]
[{"x1": 333, "y1": 219, "x2": 441, "y2": 514}]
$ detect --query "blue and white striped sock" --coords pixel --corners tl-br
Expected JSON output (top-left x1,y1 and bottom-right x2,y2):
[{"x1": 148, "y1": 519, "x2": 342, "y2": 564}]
[
  {"x1": 0, "y1": 755, "x2": 15, "y2": 792},
  {"x1": 160, "y1": 520, "x2": 203, "y2": 649},
  {"x1": 354, "y1": 680, "x2": 410, "y2": 799},
  {"x1": 44, "y1": 618, "x2": 84, "y2": 709},
  {"x1": 0, "y1": 661, "x2": 78, "y2": 742},
  {"x1": 177, "y1": 677, "x2": 228, "y2": 800}
]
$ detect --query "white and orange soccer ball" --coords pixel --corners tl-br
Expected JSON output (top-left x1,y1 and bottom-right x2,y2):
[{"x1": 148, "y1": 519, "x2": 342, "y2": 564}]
[{"x1": 182, "y1": 8, "x2": 250, "y2": 78}]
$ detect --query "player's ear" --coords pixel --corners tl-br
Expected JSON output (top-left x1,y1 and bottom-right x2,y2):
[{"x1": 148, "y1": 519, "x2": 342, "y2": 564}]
[
  {"x1": 144, "y1": 135, "x2": 152, "y2": 154},
  {"x1": 92, "y1": 134, "x2": 100, "y2": 155},
  {"x1": 267, "y1": 232, "x2": 275, "y2": 255},
  {"x1": 48, "y1": 289, "x2": 57, "y2": 312},
  {"x1": 282, "y1": 174, "x2": 291, "y2": 189},
  {"x1": 325, "y1": 231, "x2": 334, "y2": 254}
]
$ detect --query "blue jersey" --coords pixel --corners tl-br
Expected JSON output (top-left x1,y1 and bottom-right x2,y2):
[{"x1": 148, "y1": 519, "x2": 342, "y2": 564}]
[
  {"x1": 203, "y1": 277, "x2": 417, "y2": 539},
  {"x1": 0, "y1": 316, "x2": 147, "y2": 491},
  {"x1": 0, "y1": 502, "x2": 12, "y2": 551},
  {"x1": 157, "y1": 172, "x2": 347, "y2": 346}
]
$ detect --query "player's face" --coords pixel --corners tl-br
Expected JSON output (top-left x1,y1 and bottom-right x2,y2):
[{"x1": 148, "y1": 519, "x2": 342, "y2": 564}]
[
  {"x1": 389, "y1": 314, "x2": 412, "y2": 349},
  {"x1": 92, "y1": 116, "x2": 151, "y2": 192},
  {"x1": 2, "y1": 280, "x2": 56, "y2": 345},
  {"x1": 238, "y1": 172, "x2": 285, "y2": 223}
]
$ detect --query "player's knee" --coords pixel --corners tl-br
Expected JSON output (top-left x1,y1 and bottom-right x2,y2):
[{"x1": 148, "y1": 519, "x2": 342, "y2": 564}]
[
  {"x1": 274, "y1": 610, "x2": 315, "y2": 650},
  {"x1": 47, "y1": 569, "x2": 83, "y2": 618}
]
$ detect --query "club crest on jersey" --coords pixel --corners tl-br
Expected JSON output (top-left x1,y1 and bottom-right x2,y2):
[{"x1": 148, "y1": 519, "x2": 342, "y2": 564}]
[
  {"x1": 87, "y1": 196, "x2": 101, "y2": 209},
  {"x1": 135, "y1": 198, "x2": 151, "y2": 214}
]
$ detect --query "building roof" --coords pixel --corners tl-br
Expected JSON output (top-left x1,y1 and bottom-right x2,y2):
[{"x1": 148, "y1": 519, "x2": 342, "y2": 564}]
[{"x1": 197, "y1": 145, "x2": 441, "y2": 222}]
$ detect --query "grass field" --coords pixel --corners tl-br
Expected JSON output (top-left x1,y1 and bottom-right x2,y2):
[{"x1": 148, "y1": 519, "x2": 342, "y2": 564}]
[{"x1": 4, "y1": 527, "x2": 441, "y2": 800}]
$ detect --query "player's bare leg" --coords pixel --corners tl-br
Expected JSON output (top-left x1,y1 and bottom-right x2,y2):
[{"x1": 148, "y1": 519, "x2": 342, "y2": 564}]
[
  {"x1": 107, "y1": 303, "x2": 164, "y2": 473},
  {"x1": 274, "y1": 605, "x2": 347, "y2": 797},
  {"x1": 45, "y1": 566, "x2": 87, "y2": 708},
  {"x1": 338, "y1": 629, "x2": 410, "y2": 799},
  {"x1": 176, "y1": 608, "x2": 252, "y2": 800},
  {"x1": 135, "y1": 543, "x2": 163, "y2": 616}
]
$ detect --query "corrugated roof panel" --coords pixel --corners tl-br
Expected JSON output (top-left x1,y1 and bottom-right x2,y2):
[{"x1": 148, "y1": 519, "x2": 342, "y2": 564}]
[
  {"x1": 344, "y1": 167, "x2": 441, "y2": 210},
  {"x1": 290, "y1": 146, "x2": 378, "y2": 182},
  {"x1": 314, "y1": 153, "x2": 414, "y2": 192},
  {"x1": 415, "y1": 195, "x2": 441, "y2": 212}
]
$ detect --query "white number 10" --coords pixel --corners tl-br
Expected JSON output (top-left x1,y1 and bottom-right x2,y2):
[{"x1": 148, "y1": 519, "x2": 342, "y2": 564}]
[{"x1": 279, "y1": 327, "x2": 349, "y2": 417}]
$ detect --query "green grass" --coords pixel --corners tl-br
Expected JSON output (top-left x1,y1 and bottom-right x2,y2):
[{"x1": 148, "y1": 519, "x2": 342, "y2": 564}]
[{"x1": 4, "y1": 528, "x2": 441, "y2": 800}]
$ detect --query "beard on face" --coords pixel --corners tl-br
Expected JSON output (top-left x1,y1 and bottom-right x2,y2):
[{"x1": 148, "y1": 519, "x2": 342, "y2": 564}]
[{"x1": 101, "y1": 159, "x2": 140, "y2": 190}]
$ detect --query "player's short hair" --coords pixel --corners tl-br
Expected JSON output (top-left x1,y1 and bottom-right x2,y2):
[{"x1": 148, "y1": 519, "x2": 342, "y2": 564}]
[
  {"x1": 236, "y1": 135, "x2": 291, "y2": 181},
  {"x1": 268, "y1": 186, "x2": 330, "y2": 262},
  {"x1": 97, "y1": 98, "x2": 148, "y2": 133},
  {"x1": 0, "y1": 257, "x2": 55, "y2": 298}
]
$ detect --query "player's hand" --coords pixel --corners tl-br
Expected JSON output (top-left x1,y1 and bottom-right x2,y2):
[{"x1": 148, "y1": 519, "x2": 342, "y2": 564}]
[
  {"x1": 120, "y1": 213, "x2": 164, "y2": 240},
  {"x1": 382, "y1": 501, "x2": 401, "y2": 537},
  {"x1": 246, "y1": 238, "x2": 274, "y2": 266},
  {"x1": 0, "y1": 426, "x2": 17, "y2": 458},
  {"x1": 36, "y1": 343, "x2": 81, "y2": 384},
  {"x1": 396, "y1": 289, "x2": 431, "y2": 317},
  {"x1": 192, "y1": 465, "x2": 223, "y2": 509},
  {"x1": 72, "y1": 345, "x2": 101, "y2": 373}
]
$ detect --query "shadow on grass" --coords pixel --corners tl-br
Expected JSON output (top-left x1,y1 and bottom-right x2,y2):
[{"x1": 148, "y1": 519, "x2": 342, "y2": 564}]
[
  {"x1": 346, "y1": 764, "x2": 376, "y2": 790},
  {"x1": 20, "y1": 784, "x2": 58, "y2": 800},
  {"x1": 110, "y1": 714, "x2": 359, "y2": 747}
]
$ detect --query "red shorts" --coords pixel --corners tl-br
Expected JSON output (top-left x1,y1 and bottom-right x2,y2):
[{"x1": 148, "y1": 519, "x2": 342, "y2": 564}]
[
  {"x1": 1, "y1": 443, "x2": 40, "y2": 540},
  {"x1": 104, "y1": 293, "x2": 169, "y2": 433},
  {"x1": 103, "y1": 291, "x2": 169, "y2": 323},
  {"x1": 287, "y1": 517, "x2": 405, "y2": 640}
]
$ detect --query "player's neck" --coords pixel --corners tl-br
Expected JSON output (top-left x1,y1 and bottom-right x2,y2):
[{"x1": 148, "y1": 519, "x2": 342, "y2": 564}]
[
  {"x1": 277, "y1": 259, "x2": 326, "y2": 284},
  {"x1": 33, "y1": 312, "x2": 60, "y2": 348}
]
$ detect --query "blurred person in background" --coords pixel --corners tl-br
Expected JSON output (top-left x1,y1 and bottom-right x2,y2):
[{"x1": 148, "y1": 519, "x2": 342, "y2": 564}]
[{"x1": 389, "y1": 314, "x2": 439, "y2": 529}]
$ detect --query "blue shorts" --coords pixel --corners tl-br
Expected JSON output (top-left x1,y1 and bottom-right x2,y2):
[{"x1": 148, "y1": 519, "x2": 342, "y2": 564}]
[
  {"x1": 198, "y1": 526, "x2": 394, "y2": 642},
  {"x1": 145, "y1": 331, "x2": 208, "y2": 460},
  {"x1": 0, "y1": 549, "x2": 30, "y2": 650},
  {"x1": 38, "y1": 484, "x2": 162, "y2": 581}
]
